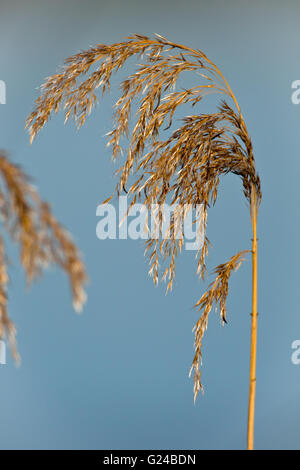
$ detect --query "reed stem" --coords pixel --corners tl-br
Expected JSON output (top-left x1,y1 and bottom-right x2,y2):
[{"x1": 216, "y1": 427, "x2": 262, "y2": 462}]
[{"x1": 247, "y1": 189, "x2": 257, "y2": 450}]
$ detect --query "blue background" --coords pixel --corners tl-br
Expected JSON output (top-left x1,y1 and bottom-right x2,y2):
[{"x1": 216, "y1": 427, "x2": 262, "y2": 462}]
[{"x1": 0, "y1": 0, "x2": 299, "y2": 449}]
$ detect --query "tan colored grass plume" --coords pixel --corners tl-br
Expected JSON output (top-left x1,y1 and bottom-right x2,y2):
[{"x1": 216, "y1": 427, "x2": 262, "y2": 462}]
[
  {"x1": 0, "y1": 152, "x2": 87, "y2": 362},
  {"x1": 26, "y1": 34, "x2": 261, "y2": 449}
]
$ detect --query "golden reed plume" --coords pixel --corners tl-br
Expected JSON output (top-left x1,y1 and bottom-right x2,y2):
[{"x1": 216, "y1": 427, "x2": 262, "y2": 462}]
[
  {"x1": 26, "y1": 34, "x2": 261, "y2": 449},
  {"x1": 0, "y1": 152, "x2": 87, "y2": 362}
]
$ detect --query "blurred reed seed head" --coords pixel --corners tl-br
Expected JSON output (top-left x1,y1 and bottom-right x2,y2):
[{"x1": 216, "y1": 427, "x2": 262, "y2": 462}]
[
  {"x1": 0, "y1": 152, "x2": 87, "y2": 361},
  {"x1": 26, "y1": 34, "x2": 261, "y2": 400}
]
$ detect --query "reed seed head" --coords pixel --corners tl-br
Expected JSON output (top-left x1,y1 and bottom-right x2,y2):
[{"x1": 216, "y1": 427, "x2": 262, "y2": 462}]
[
  {"x1": 0, "y1": 152, "x2": 87, "y2": 360},
  {"x1": 26, "y1": 34, "x2": 261, "y2": 400}
]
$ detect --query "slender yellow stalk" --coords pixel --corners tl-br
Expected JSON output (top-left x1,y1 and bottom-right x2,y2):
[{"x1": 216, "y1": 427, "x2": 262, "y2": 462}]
[{"x1": 247, "y1": 189, "x2": 258, "y2": 450}]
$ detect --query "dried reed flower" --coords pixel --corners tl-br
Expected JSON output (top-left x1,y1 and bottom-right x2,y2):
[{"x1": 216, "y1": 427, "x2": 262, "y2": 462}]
[
  {"x1": 0, "y1": 152, "x2": 87, "y2": 360},
  {"x1": 190, "y1": 250, "x2": 250, "y2": 398},
  {"x1": 26, "y1": 34, "x2": 261, "y2": 436}
]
